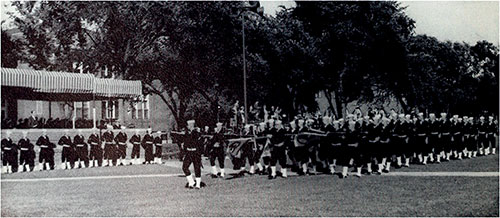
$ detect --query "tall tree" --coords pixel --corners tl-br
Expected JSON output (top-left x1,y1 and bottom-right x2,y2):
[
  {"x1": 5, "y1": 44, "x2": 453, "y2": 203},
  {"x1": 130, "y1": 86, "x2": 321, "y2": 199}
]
[{"x1": 291, "y1": 1, "x2": 415, "y2": 117}]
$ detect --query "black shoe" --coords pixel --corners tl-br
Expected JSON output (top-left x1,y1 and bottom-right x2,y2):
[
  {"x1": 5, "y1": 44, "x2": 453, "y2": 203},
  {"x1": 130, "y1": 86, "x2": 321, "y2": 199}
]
[
  {"x1": 374, "y1": 171, "x2": 382, "y2": 175},
  {"x1": 185, "y1": 183, "x2": 194, "y2": 189},
  {"x1": 297, "y1": 171, "x2": 305, "y2": 176},
  {"x1": 339, "y1": 174, "x2": 347, "y2": 179},
  {"x1": 382, "y1": 169, "x2": 390, "y2": 173},
  {"x1": 268, "y1": 175, "x2": 276, "y2": 180},
  {"x1": 211, "y1": 174, "x2": 218, "y2": 179}
]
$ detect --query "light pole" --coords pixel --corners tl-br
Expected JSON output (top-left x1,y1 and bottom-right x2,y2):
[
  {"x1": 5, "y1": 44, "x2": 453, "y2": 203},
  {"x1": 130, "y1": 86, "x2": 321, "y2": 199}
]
[
  {"x1": 242, "y1": 13, "x2": 248, "y2": 125},
  {"x1": 240, "y1": 1, "x2": 263, "y2": 125}
]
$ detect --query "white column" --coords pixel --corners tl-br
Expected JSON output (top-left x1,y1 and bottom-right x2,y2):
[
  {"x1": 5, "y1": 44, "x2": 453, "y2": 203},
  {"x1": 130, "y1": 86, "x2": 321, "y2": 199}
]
[{"x1": 73, "y1": 101, "x2": 76, "y2": 129}]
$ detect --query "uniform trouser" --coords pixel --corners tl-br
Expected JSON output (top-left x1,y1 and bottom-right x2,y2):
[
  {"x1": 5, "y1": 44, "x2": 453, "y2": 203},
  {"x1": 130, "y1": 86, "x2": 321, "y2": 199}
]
[
  {"x1": 452, "y1": 135, "x2": 464, "y2": 151},
  {"x1": 307, "y1": 144, "x2": 318, "y2": 165},
  {"x1": 415, "y1": 136, "x2": 427, "y2": 154},
  {"x1": 294, "y1": 146, "x2": 308, "y2": 164},
  {"x1": 339, "y1": 145, "x2": 357, "y2": 166},
  {"x1": 61, "y1": 147, "x2": 74, "y2": 163},
  {"x1": 377, "y1": 142, "x2": 390, "y2": 162},
  {"x1": 253, "y1": 144, "x2": 264, "y2": 165},
  {"x1": 154, "y1": 145, "x2": 162, "y2": 158},
  {"x1": 428, "y1": 135, "x2": 440, "y2": 153},
  {"x1": 89, "y1": 146, "x2": 102, "y2": 162},
  {"x1": 240, "y1": 143, "x2": 254, "y2": 167},
  {"x1": 182, "y1": 151, "x2": 201, "y2": 177},
  {"x1": 356, "y1": 141, "x2": 371, "y2": 167},
  {"x1": 104, "y1": 144, "x2": 116, "y2": 160},
  {"x1": 270, "y1": 146, "x2": 287, "y2": 167},
  {"x1": 393, "y1": 137, "x2": 406, "y2": 157},
  {"x1": 39, "y1": 148, "x2": 54, "y2": 167},
  {"x1": 209, "y1": 147, "x2": 225, "y2": 168},
  {"x1": 75, "y1": 146, "x2": 89, "y2": 163},
  {"x1": 441, "y1": 135, "x2": 452, "y2": 153},
  {"x1": 487, "y1": 135, "x2": 497, "y2": 149},
  {"x1": 403, "y1": 138, "x2": 413, "y2": 157},
  {"x1": 318, "y1": 143, "x2": 330, "y2": 163},
  {"x1": 19, "y1": 150, "x2": 35, "y2": 169},
  {"x1": 131, "y1": 144, "x2": 141, "y2": 159},
  {"x1": 326, "y1": 145, "x2": 339, "y2": 164},
  {"x1": 144, "y1": 145, "x2": 154, "y2": 162},
  {"x1": 117, "y1": 145, "x2": 127, "y2": 159},
  {"x1": 2, "y1": 150, "x2": 18, "y2": 167}
]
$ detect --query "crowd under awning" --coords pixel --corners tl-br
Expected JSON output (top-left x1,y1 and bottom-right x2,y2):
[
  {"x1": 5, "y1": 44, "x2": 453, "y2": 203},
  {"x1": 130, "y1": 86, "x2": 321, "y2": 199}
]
[{"x1": 1, "y1": 68, "x2": 142, "y2": 101}]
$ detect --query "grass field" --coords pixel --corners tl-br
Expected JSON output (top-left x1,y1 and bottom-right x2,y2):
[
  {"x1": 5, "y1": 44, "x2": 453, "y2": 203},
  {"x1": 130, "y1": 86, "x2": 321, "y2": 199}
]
[{"x1": 1, "y1": 154, "x2": 499, "y2": 217}]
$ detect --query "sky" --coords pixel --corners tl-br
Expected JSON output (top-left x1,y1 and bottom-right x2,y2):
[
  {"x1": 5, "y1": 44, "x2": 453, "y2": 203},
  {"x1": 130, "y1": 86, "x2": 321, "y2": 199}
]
[
  {"x1": 2, "y1": 1, "x2": 499, "y2": 45},
  {"x1": 260, "y1": 0, "x2": 499, "y2": 45}
]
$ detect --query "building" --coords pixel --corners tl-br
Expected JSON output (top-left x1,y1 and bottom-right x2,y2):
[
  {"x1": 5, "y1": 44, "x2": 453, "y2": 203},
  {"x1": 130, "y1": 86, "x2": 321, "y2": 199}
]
[{"x1": 1, "y1": 67, "x2": 174, "y2": 132}]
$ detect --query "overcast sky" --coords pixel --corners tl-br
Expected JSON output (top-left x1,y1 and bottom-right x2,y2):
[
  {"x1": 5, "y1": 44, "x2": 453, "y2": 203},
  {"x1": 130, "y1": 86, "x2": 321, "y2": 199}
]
[
  {"x1": 2, "y1": 1, "x2": 499, "y2": 45},
  {"x1": 260, "y1": 1, "x2": 499, "y2": 45}
]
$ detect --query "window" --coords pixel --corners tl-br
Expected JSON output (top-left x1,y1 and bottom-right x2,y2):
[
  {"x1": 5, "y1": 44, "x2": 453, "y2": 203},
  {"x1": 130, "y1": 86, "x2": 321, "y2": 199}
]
[
  {"x1": 131, "y1": 95, "x2": 150, "y2": 120},
  {"x1": 102, "y1": 100, "x2": 119, "y2": 119},
  {"x1": 75, "y1": 102, "x2": 90, "y2": 119}
]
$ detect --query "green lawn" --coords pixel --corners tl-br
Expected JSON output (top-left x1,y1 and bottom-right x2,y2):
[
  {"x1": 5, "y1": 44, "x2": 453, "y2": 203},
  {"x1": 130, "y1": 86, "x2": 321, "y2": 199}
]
[{"x1": 1, "y1": 155, "x2": 499, "y2": 217}]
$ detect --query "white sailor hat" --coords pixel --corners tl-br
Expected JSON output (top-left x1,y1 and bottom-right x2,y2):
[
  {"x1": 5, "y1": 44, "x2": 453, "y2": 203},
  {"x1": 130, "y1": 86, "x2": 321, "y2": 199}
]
[
  {"x1": 187, "y1": 120, "x2": 195, "y2": 124},
  {"x1": 156, "y1": 130, "x2": 162, "y2": 134},
  {"x1": 347, "y1": 114, "x2": 355, "y2": 118},
  {"x1": 216, "y1": 122, "x2": 223, "y2": 126},
  {"x1": 453, "y1": 115, "x2": 459, "y2": 119},
  {"x1": 306, "y1": 119, "x2": 314, "y2": 123},
  {"x1": 429, "y1": 113, "x2": 435, "y2": 117},
  {"x1": 398, "y1": 114, "x2": 405, "y2": 118},
  {"x1": 480, "y1": 116, "x2": 485, "y2": 120},
  {"x1": 244, "y1": 124, "x2": 251, "y2": 129},
  {"x1": 298, "y1": 119, "x2": 305, "y2": 124},
  {"x1": 418, "y1": 112, "x2": 424, "y2": 116},
  {"x1": 275, "y1": 120, "x2": 282, "y2": 125},
  {"x1": 338, "y1": 118, "x2": 344, "y2": 122},
  {"x1": 463, "y1": 116, "x2": 469, "y2": 119},
  {"x1": 259, "y1": 122, "x2": 266, "y2": 127},
  {"x1": 405, "y1": 114, "x2": 411, "y2": 119},
  {"x1": 489, "y1": 116, "x2": 493, "y2": 120},
  {"x1": 106, "y1": 124, "x2": 113, "y2": 129},
  {"x1": 374, "y1": 114, "x2": 381, "y2": 120},
  {"x1": 363, "y1": 115, "x2": 370, "y2": 120},
  {"x1": 440, "y1": 112, "x2": 447, "y2": 117},
  {"x1": 268, "y1": 119, "x2": 275, "y2": 123},
  {"x1": 458, "y1": 118, "x2": 463, "y2": 122},
  {"x1": 121, "y1": 126, "x2": 126, "y2": 130},
  {"x1": 332, "y1": 120, "x2": 340, "y2": 125}
]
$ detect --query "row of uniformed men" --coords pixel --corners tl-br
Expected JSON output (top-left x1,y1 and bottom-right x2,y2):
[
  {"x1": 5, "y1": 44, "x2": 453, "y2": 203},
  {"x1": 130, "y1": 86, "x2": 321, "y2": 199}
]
[
  {"x1": 201, "y1": 112, "x2": 498, "y2": 181},
  {"x1": 1, "y1": 125, "x2": 166, "y2": 173}
]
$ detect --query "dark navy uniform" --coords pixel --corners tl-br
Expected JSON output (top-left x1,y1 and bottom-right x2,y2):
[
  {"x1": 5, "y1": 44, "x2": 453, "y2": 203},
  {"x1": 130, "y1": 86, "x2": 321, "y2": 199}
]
[
  {"x1": 2, "y1": 137, "x2": 18, "y2": 171},
  {"x1": 58, "y1": 135, "x2": 74, "y2": 164},
  {"x1": 182, "y1": 130, "x2": 203, "y2": 178},
  {"x1": 103, "y1": 130, "x2": 116, "y2": 164},
  {"x1": 477, "y1": 121, "x2": 488, "y2": 153},
  {"x1": 87, "y1": 132, "x2": 102, "y2": 166},
  {"x1": 18, "y1": 137, "x2": 35, "y2": 171},
  {"x1": 487, "y1": 120, "x2": 497, "y2": 151},
  {"x1": 414, "y1": 119, "x2": 428, "y2": 154},
  {"x1": 130, "y1": 133, "x2": 141, "y2": 160},
  {"x1": 440, "y1": 119, "x2": 452, "y2": 154},
  {"x1": 154, "y1": 135, "x2": 163, "y2": 159},
  {"x1": 115, "y1": 131, "x2": 128, "y2": 161},
  {"x1": 450, "y1": 120, "x2": 464, "y2": 154},
  {"x1": 207, "y1": 129, "x2": 225, "y2": 169},
  {"x1": 428, "y1": 119, "x2": 441, "y2": 156},
  {"x1": 36, "y1": 135, "x2": 55, "y2": 170},
  {"x1": 270, "y1": 127, "x2": 287, "y2": 168},
  {"x1": 142, "y1": 133, "x2": 154, "y2": 163},
  {"x1": 74, "y1": 134, "x2": 88, "y2": 166}
]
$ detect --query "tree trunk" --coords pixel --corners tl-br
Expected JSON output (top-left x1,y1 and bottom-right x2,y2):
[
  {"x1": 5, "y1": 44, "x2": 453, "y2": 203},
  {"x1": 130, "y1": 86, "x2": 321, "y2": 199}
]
[{"x1": 323, "y1": 89, "x2": 338, "y2": 119}]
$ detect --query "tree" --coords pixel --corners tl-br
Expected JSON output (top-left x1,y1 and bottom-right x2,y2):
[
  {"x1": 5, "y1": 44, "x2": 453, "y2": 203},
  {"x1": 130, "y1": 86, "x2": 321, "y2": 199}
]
[
  {"x1": 11, "y1": 1, "x2": 269, "y2": 128},
  {"x1": 1, "y1": 29, "x2": 21, "y2": 68},
  {"x1": 291, "y1": 1, "x2": 415, "y2": 117}
]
